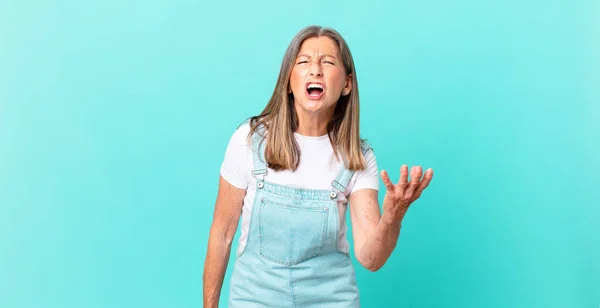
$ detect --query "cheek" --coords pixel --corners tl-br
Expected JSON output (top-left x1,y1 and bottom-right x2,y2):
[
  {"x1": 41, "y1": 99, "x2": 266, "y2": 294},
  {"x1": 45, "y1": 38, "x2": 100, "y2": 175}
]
[
  {"x1": 290, "y1": 70, "x2": 305, "y2": 91},
  {"x1": 327, "y1": 71, "x2": 346, "y2": 92}
]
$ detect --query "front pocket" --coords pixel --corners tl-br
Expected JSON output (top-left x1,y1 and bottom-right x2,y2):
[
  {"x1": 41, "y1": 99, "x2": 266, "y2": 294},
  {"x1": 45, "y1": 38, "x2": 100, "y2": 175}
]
[{"x1": 259, "y1": 199, "x2": 328, "y2": 266}]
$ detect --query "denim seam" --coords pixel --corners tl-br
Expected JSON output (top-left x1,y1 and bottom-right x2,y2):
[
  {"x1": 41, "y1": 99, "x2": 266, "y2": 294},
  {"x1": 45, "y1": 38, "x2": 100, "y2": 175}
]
[
  {"x1": 289, "y1": 268, "x2": 297, "y2": 308},
  {"x1": 261, "y1": 180, "x2": 333, "y2": 200},
  {"x1": 332, "y1": 199, "x2": 342, "y2": 254},
  {"x1": 237, "y1": 192, "x2": 263, "y2": 259}
]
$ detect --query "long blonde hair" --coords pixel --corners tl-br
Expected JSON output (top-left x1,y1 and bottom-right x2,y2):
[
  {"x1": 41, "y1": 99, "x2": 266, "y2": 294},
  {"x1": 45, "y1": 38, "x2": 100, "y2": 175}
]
[{"x1": 247, "y1": 25, "x2": 368, "y2": 171}]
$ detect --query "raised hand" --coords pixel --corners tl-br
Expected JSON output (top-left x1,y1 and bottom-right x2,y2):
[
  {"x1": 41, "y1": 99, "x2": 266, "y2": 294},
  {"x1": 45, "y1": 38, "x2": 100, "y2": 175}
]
[{"x1": 380, "y1": 165, "x2": 434, "y2": 224}]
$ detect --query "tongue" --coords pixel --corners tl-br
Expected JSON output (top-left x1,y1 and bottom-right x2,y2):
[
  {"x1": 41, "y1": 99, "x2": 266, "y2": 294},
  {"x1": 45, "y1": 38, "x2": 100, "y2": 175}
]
[{"x1": 308, "y1": 88, "x2": 322, "y2": 96}]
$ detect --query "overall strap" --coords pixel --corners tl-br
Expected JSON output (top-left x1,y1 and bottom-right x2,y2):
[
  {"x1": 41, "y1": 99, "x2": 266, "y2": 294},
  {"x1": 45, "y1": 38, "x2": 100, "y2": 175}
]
[
  {"x1": 251, "y1": 125, "x2": 267, "y2": 189},
  {"x1": 330, "y1": 144, "x2": 372, "y2": 199}
]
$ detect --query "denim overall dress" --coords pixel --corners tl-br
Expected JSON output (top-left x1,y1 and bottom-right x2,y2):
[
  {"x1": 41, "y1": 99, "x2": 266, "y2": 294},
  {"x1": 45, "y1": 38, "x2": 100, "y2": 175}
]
[{"x1": 228, "y1": 128, "x2": 367, "y2": 307}]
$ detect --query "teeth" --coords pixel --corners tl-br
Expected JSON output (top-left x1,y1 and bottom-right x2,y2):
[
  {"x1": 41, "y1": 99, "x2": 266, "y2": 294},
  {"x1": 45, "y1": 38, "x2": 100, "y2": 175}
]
[{"x1": 307, "y1": 83, "x2": 323, "y2": 90}]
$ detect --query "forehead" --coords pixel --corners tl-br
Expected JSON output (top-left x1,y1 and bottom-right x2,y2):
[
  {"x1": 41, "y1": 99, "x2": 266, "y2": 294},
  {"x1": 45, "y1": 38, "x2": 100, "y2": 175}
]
[{"x1": 297, "y1": 36, "x2": 340, "y2": 57}]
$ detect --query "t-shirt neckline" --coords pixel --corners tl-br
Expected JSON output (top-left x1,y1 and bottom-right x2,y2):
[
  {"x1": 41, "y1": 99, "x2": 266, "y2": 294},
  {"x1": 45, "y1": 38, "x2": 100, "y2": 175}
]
[{"x1": 293, "y1": 132, "x2": 330, "y2": 141}]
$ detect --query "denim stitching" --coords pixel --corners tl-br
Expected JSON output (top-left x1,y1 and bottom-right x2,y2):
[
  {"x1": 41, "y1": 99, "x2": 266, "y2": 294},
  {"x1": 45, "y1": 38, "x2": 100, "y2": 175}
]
[
  {"x1": 237, "y1": 194, "x2": 264, "y2": 259},
  {"x1": 261, "y1": 180, "x2": 337, "y2": 200},
  {"x1": 289, "y1": 268, "x2": 297, "y2": 308},
  {"x1": 259, "y1": 199, "x2": 329, "y2": 266}
]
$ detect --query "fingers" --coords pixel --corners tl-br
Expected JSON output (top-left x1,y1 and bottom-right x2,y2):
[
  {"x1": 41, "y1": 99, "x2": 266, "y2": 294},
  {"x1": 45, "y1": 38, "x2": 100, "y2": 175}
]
[
  {"x1": 415, "y1": 168, "x2": 434, "y2": 197},
  {"x1": 384, "y1": 165, "x2": 433, "y2": 198},
  {"x1": 380, "y1": 170, "x2": 395, "y2": 191},
  {"x1": 398, "y1": 165, "x2": 409, "y2": 188},
  {"x1": 405, "y1": 166, "x2": 423, "y2": 196}
]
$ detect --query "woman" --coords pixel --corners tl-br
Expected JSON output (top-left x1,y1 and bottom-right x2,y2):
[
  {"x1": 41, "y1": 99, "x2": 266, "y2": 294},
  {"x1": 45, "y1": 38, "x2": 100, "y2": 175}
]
[{"x1": 203, "y1": 25, "x2": 434, "y2": 307}]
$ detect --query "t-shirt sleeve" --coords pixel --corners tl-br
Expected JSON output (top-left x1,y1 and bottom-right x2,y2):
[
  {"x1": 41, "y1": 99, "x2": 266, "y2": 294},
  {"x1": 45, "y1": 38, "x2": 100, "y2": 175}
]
[
  {"x1": 219, "y1": 124, "x2": 251, "y2": 189},
  {"x1": 350, "y1": 148, "x2": 380, "y2": 194}
]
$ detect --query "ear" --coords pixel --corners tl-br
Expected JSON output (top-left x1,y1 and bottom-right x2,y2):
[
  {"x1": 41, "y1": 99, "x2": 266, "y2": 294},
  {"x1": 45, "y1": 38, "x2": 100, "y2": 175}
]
[{"x1": 342, "y1": 74, "x2": 353, "y2": 96}]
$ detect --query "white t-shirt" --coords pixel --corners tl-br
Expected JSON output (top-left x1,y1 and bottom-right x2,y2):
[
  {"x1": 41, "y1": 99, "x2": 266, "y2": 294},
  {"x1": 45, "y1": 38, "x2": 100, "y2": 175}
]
[{"x1": 220, "y1": 122, "x2": 380, "y2": 255}]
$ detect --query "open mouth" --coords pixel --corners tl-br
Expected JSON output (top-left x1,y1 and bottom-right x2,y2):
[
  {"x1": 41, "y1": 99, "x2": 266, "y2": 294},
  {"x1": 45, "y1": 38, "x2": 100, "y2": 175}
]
[{"x1": 306, "y1": 82, "x2": 324, "y2": 99}]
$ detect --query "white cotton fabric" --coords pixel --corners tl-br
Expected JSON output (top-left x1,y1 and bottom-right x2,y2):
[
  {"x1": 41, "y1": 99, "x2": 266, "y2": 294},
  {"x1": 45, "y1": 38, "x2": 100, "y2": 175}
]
[{"x1": 220, "y1": 122, "x2": 380, "y2": 255}]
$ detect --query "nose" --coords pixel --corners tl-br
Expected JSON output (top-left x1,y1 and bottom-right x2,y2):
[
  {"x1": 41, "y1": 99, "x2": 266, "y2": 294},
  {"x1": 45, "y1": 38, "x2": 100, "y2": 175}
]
[{"x1": 308, "y1": 61, "x2": 323, "y2": 77}]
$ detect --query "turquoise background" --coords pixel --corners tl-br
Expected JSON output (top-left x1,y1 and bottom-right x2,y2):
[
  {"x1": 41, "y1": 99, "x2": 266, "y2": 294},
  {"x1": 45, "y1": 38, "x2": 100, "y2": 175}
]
[{"x1": 1, "y1": 0, "x2": 598, "y2": 307}]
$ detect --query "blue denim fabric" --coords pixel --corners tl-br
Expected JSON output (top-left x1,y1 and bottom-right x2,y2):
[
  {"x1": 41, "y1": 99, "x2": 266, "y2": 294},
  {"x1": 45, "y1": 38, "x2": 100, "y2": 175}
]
[{"x1": 228, "y1": 128, "x2": 365, "y2": 307}]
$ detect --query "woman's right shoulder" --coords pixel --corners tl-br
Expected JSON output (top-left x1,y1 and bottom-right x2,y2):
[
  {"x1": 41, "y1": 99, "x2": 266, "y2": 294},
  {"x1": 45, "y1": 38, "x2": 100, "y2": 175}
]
[
  {"x1": 229, "y1": 119, "x2": 269, "y2": 145},
  {"x1": 227, "y1": 120, "x2": 253, "y2": 146},
  {"x1": 221, "y1": 121, "x2": 253, "y2": 189}
]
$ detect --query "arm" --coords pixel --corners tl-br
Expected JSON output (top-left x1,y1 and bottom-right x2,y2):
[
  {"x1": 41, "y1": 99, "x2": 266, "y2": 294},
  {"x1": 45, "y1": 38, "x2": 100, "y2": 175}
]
[
  {"x1": 203, "y1": 176, "x2": 246, "y2": 308},
  {"x1": 348, "y1": 188, "x2": 401, "y2": 272},
  {"x1": 349, "y1": 165, "x2": 433, "y2": 272}
]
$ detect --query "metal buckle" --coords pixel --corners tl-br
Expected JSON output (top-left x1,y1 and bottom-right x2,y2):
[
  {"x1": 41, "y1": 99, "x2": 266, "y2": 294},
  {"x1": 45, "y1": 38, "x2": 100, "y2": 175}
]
[
  {"x1": 331, "y1": 180, "x2": 345, "y2": 192},
  {"x1": 251, "y1": 169, "x2": 267, "y2": 176}
]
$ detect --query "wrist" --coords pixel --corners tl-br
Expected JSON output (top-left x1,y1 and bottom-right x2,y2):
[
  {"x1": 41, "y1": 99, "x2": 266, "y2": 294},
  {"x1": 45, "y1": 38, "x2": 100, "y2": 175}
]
[{"x1": 381, "y1": 211, "x2": 403, "y2": 227}]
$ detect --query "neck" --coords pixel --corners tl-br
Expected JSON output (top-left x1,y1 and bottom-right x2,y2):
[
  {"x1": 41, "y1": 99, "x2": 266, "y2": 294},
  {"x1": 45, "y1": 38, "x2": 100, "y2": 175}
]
[{"x1": 294, "y1": 105, "x2": 335, "y2": 137}]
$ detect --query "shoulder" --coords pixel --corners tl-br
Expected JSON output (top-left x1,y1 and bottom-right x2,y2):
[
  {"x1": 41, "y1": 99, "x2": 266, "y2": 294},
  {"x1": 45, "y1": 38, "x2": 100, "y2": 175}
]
[
  {"x1": 226, "y1": 120, "x2": 252, "y2": 146},
  {"x1": 348, "y1": 140, "x2": 379, "y2": 193},
  {"x1": 220, "y1": 121, "x2": 254, "y2": 189},
  {"x1": 357, "y1": 139, "x2": 378, "y2": 174},
  {"x1": 221, "y1": 120, "x2": 254, "y2": 166},
  {"x1": 360, "y1": 141, "x2": 372, "y2": 152},
  {"x1": 360, "y1": 140, "x2": 375, "y2": 158}
]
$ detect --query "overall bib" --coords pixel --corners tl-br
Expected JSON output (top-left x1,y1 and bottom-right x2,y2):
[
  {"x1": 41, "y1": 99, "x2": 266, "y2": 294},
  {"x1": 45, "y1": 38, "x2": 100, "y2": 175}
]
[{"x1": 228, "y1": 129, "x2": 365, "y2": 307}]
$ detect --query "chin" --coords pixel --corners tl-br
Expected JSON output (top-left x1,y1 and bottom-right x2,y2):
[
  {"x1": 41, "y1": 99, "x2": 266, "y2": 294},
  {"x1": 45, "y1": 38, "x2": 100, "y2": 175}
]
[{"x1": 296, "y1": 99, "x2": 334, "y2": 113}]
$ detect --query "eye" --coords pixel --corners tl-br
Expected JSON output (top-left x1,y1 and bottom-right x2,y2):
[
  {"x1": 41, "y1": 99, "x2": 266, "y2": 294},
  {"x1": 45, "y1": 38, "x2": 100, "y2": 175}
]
[
  {"x1": 323, "y1": 60, "x2": 335, "y2": 65},
  {"x1": 297, "y1": 60, "x2": 308, "y2": 64}
]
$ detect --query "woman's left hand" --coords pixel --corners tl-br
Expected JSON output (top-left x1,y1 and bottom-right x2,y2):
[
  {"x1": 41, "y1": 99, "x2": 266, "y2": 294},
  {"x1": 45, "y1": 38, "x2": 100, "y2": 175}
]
[{"x1": 380, "y1": 165, "x2": 434, "y2": 224}]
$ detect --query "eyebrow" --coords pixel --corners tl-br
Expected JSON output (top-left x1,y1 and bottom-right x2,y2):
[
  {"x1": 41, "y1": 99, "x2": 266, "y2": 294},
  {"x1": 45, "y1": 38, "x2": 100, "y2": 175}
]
[{"x1": 297, "y1": 53, "x2": 338, "y2": 59}]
